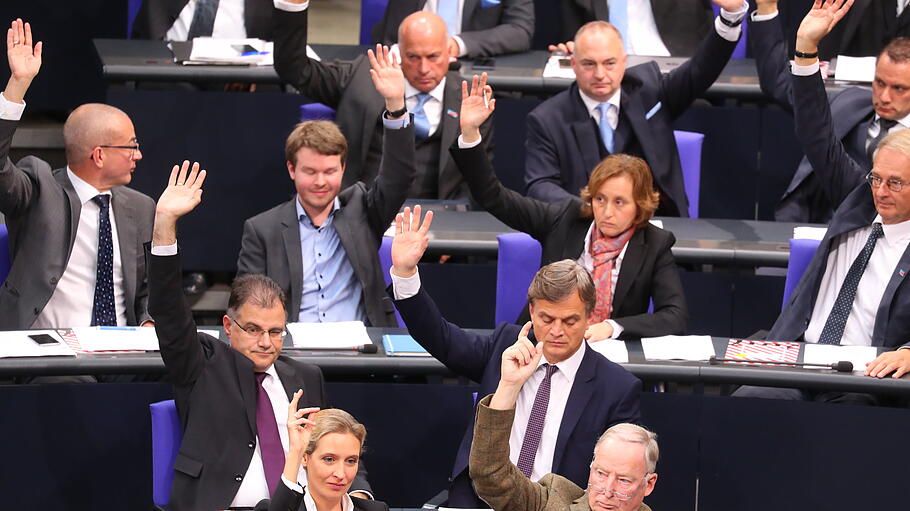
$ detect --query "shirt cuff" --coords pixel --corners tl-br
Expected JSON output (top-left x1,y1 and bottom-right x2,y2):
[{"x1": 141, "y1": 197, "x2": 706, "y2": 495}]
[
  {"x1": 282, "y1": 475, "x2": 304, "y2": 494},
  {"x1": 791, "y1": 61, "x2": 820, "y2": 76},
  {"x1": 606, "y1": 320, "x2": 624, "y2": 339},
  {"x1": 750, "y1": 10, "x2": 778, "y2": 21},
  {"x1": 150, "y1": 243, "x2": 179, "y2": 256},
  {"x1": 0, "y1": 92, "x2": 26, "y2": 121},
  {"x1": 390, "y1": 267, "x2": 421, "y2": 300},
  {"x1": 349, "y1": 489, "x2": 375, "y2": 500},
  {"x1": 457, "y1": 134, "x2": 483, "y2": 149},
  {"x1": 274, "y1": 0, "x2": 308, "y2": 12},
  {"x1": 453, "y1": 35, "x2": 467, "y2": 57},
  {"x1": 382, "y1": 113, "x2": 410, "y2": 129},
  {"x1": 715, "y1": 1, "x2": 748, "y2": 42}
]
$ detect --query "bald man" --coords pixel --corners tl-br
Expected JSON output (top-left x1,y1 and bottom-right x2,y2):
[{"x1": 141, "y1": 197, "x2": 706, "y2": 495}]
[
  {"x1": 0, "y1": 19, "x2": 156, "y2": 329},
  {"x1": 274, "y1": 1, "x2": 492, "y2": 200}
]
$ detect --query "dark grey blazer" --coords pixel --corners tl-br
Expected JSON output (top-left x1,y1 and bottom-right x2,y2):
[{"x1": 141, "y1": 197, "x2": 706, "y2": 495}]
[
  {"x1": 560, "y1": 0, "x2": 713, "y2": 56},
  {"x1": 236, "y1": 124, "x2": 417, "y2": 327},
  {"x1": 273, "y1": 5, "x2": 492, "y2": 200},
  {"x1": 0, "y1": 119, "x2": 154, "y2": 329},
  {"x1": 131, "y1": 0, "x2": 273, "y2": 40},
  {"x1": 370, "y1": 0, "x2": 535, "y2": 57},
  {"x1": 770, "y1": 68, "x2": 910, "y2": 348}
]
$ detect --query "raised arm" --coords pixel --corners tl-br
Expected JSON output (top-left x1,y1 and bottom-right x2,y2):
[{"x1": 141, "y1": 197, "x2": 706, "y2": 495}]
[{"x1": 750, "y1": 0, "x2": 797, "y2": 111}]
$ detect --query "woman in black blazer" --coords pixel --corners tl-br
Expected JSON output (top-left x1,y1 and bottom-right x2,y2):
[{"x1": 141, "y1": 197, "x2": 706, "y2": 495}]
[
  {"x1": 270, "y1": 391, "x2": 388, "y2": 511},
  {"x1": 452, "y1": 75, "x2": 688, "y2": 340}
]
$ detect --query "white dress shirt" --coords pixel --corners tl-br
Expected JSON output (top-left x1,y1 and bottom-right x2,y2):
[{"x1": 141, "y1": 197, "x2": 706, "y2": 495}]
[
  {"x1": 32, "y1": 169, "x2": 127, "y2": 328},
  {"x1": 619, "y1": 0, "x2": 671, "y2": 57},
  {"x1": 166, "y1": 0, "x2": 247, "y2": 41},
  {"x1": 804, "y1": 216, "x2": 910, "y2": 346},
  {"x1": 279, "y1": 475, "x2": 357, "y2": 511},
  {"x1": 405, "y1": 78, "x2": 448, "y2": 137},
  {"x1": 579, "y1": 87, "x2": 622, "y2": 131}
]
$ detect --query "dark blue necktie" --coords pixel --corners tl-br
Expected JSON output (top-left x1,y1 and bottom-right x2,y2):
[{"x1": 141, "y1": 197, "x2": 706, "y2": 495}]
[
  {"x1": 867, "y1": 117, "x2": 898, "y2": 162},
  {"x1": 187, "y1": 0, "x2": 221, "y2": 39},
  {"x1": 91, "y1": 194, "x2": 116, "y2": 327},
  {"x1": 817, "y1": 223, "x2": 884, "y2": 345}
]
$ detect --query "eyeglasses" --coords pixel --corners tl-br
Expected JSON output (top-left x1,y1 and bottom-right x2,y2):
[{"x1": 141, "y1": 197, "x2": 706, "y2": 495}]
[
  {"x1": 98, "y1": 142, "x2": 140, "y2": 159},
  {"x1": 866, "y1": 171, "x2": 909, "y2": 192},
  {"x1": 587, "y1": 473, "x2": 650, "y2": 502},
  {"x1": 228, "y1": 315, "x2": 286, "y2": 340}
]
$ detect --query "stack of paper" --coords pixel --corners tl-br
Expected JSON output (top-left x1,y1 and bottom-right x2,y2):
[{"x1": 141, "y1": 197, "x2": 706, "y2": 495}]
[
  {"x1": 72, "y1": 326, "x2": 160, "y2": 352},
  {"x1": 803, "y1": 344, "x2": 877, "y2": 373},
  {"x1": 833, "y1": 55, "x2": 875, "y2": 83},
  {"x1": 587, "y1": 339, "x2": 629, "y2": 363},
  {"x1": 542, "y1": 55, "x2": 576, "y2": 79},
  {"x1": 286, "y1": 321, "x2": 374, "y2": 349},
  {"x1": 793, "y1": 226, "x2": 827, "y2": 240},
  {"x1": 640, "y1": 335, "x2": 715, "y2": 361},
  {"x1": 0, "y1": 330, "x2": 75, "y2": 358},
  {"x1": 186, "y1": 38, "x2": 275, "y2": 66}
]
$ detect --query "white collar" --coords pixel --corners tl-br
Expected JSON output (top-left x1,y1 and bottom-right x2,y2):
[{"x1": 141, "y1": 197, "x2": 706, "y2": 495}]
[
  {"x1": 874, "y1": 110, "x2": 910, "y2": 130},
  {"x1": 538, "y1": 334, "x2": 586, "y2": 383},
  {"x1": 875, "y1": 214, "x2": 910, "y2": 244},
  {"x1": 66, "y1": 167, "x2": 110, "y2": 205},
  {"x1": 578, "y1": 87, "x2": 622, "y2": 119},
  {"x1": 303, "y1": 485, "x2": 355, "y2": 511},
  {"x1": 405, "y1": 76, "x2": 447, "y2": 104}
]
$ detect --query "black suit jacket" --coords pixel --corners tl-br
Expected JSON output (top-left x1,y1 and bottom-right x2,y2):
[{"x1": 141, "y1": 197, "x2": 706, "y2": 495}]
[
  {"x1": 236, "y1": 124, "x2": 416, "y2": 327},
  {"x1": 451, "y1": 143, "x2": 686, "y2": 337},
  {"x1": 0, "y1": 119, "x2": 154, "y2": 329},
  {"x1": 131, "y1": 0, "x2": 273, "y2": 40},
  {"x1": 524, "y1": 29, "x2": 737, "y2": 216},
  {"x1": 370, "y1": 0, "x2": 534, "y2": 57},
  {"x1": 269, "y1": 483, "x2": 389, "y2": 511},
  {"x1": 560, "y1": 0, "x2": 713, "y2": 56},
  {"x1": 751, "y1": 15, "x2": 876, "y2": 223},
  {"x1": 770, "y1": 70, "x2": 910, "y2": 349},
  {"x1": 393, "y1": 286, "x2": 642, "y2": 501},
  {"x1": 149, "y1": 252, "x2": 369, "y2": 511},
  {"x1": 273, "y1": 6, "x2": 492, "y2": 199},
  {"x1": 819, "y1": 0, "x2": 910, "y2": 58}
]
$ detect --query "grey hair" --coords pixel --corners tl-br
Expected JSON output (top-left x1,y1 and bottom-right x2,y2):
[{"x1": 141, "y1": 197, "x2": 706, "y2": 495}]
[
  {"x1": 874, "y1": 129, "x2": 910, "y2": 162},
  {"x1": 594, "y1": 423, "x2": 659, "y2": 473},
  {"x1": 527, "y1": 259, "x2": 596, "y2": 315}
]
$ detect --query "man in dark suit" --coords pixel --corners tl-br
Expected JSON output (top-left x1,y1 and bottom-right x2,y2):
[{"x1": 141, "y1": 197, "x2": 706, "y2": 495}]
[
  {"x1": 524, "y1": 0, "x2": 747, "y2": 216},
  {"x1": 737, "y1": 0, "x2": 910, "y2": 402},
  {"x1": 237, "y1": 46, "x2": 415, "y2": 327},
  {"x1": 274, "y1": 3, "x2": 492, "y2": 200},
  {"x1": 371, "y1": 0, "x2": 534, "y2": 57},
  {"x1": 0, "y1": 19, "x2": 154, "y2": 330},
  {"x1": 752, "y1": 0, "x2": 910, "y2": 223},
  {"x1": 559, "y1": 0, "x2": 714, "y2": 57},
  {"x1": 149, "y1": 162, "x2": 372, "y2": 510},
  {"x1": 389, "y1": 206, "x2": 642, "y2": 507},
  {"x1": 131, "y1": 0, "x2": 272, "y2": 40},
  {"x1": 819, "y1": 0, "x2": 910, "y2": 58}
]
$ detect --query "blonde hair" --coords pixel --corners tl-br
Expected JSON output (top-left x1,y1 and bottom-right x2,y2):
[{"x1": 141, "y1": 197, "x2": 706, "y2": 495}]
[{"x1": 305, "y1": 408, "x2": 367, "y2": 456}]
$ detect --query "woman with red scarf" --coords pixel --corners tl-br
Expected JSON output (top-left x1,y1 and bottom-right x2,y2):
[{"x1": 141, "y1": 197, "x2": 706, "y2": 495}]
[{"x1": 451, "y1": 75, "x2": 687, "y2": 341}]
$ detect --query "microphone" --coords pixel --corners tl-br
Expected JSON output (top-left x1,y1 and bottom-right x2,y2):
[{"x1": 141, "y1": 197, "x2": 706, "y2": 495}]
[
  {"x1": 708, "y1": 356, "x2": 853, "y2": 373},
  {"x1": 285, "y1": 344, "x2": 379, "y2": 354}
]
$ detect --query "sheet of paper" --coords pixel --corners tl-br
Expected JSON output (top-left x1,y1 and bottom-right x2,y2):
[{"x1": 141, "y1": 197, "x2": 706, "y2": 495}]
[
  {"x1": 0, "y1": 330, "x2": 75, "y2": 358},
  {"x1": 793, "y1": 226, "x2": 827, "y2": 240},
  {"x1": 72, "y1": 326, "x2": 160, "y2": 352},
  {"x1": 287, "y1": 321, "x2": 373, "y2": 349},
  {"x1": 542, "y1": 55, "x2": 576, "y2": 79},
  {"x1": 833, "y1": 55, "x2": 875, "y2": 83},
  {"x1": 189, "y1": 38, "x2": 275, "y2": 66},
  {"x1": 640, "y1": 335, "x2": 715, "y2": 361},
  {"x1": 648, "y1": 219, "x2": 663, "y2": 229},
  {"x1": 802, "y1": 344, "x2": 877, "y2": 373},
  {"x1": 197, "y1": 328, "x2": 221, "y2": 338},
  {"x1": 587, "y1": 339, "x2": 629, "y2": 363}
]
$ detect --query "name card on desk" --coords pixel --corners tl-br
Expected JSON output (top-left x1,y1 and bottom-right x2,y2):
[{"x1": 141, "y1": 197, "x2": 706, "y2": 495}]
[
  {"x1": 72, "y1": 326, "x2": 160, "y2": 352},
  {"x1": 833, "y1": 55, "x2": 875, "y2": 83},
  {"x1": 0, "y1": 330, "x2": 74, "y2": 358},
  {"x1": 641, "y1": 335, "x2": 714, "y2": 361},
  {"x1": 803, "y1": 344, "x2": 877, "y2": 374},
  {"x1": 587, "y1": 339, "x2": 629, "y2": 363},
  {"x1": 286, "y1": 321, "x2": 373, "y2": 350}
]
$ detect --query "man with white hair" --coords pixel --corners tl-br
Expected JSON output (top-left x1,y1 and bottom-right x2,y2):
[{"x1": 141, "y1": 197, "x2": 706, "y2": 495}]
[{"x1": 469, "y1": 335, "x2": 658, "y2": 511}]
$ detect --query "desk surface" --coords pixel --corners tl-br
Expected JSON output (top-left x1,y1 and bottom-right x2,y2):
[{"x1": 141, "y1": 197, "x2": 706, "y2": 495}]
[{"x1": 2, "y1": 328, "x2": 905, "y2": 395}]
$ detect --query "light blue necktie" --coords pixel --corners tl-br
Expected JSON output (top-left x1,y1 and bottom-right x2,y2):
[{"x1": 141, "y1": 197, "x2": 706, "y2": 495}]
[
  {"x1": 596, "y1": 103, "x2": 615, "y2": 153},
  {"x1": 437, "y1": 0, "x2": 460, "y2": 37},
  {"x1": 413, "y1": 93, "x2": 432, "y2": 139},
  {"x1": 609, "y1": 0, "x2": 629, "y2": 49}
]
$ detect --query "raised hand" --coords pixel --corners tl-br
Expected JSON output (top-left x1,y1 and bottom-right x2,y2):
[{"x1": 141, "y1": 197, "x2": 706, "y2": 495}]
[
  {"x1": 368, "y1": 44, "x2": 406, "y2": 113},
  {"x1": 153, "y1": 161, "x2": 207, "y2": 246},
  {"x1": 284, "y1": 389, "x2": 320, "y2": 482},
  {"x1": 391, "y1": 205, "x2": 434, "y2": 278},
  {"x1": 5, "y1": 18, "x2": 43, "y2": 104},
  {"x1": 460, "y1": 73, "x2": 495, "y2": 143},
  {"x1": 712, "y1": 0, "x2": 747, "y2": 13},
  {"x1": 796, "y1": 0, "x2": 854, "y2": 50},
  {"x1": 490, "y1": 322, "x2": 543, "y2": 410}
]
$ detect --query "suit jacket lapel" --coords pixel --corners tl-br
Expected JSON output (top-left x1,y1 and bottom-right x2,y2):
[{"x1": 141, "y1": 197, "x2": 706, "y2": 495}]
[
  {"x1": 54, "y1": 169, "x2": 82, "y2": 259},
  {"x1": 553, "y1": 344, "x2": 596, "y2": 473},
  {"x1": 281, "y1": 199, "x2": 304, "y2": 316},
  {"x1": 111, "y1": 187, "x2": 138, "y2": 319},
  {"x1": 462, "y1": 0, "x2": 479, "y2": 24},
  {"x1": 873, "y1": 242, "x2": 910, "y2": 346},
  {"x1": 620, "y1": 85, "x2": 663, "y2": 178},
  {"x1": 233, "y1": 351, "x2": 258, "y2": 434},
  {"x1": 438, "y1": 74, "x2": 462, "y2": 197},
  {"x1": 612, "y1": 228, "x2": 645, "y2": 309},
  {"x1": 332, "y1": 206, "x2": 370, "y2": 296},
  {"x1": 569, "y1": 88, "x2": 603, "y2": 181}
]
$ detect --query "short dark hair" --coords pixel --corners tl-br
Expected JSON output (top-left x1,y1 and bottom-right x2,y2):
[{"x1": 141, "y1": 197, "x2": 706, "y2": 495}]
[
  {"x1": 227, "y1": 274, "x2": 287, "y2": 319},
  {"x1": 527, "y1": 259, "x2": 597, "y2": 315},
  {"x1": 285, "y1": 120, "x2": 348, "y2": 167},
  {"x1": 882, "y1": 37, "x2": 910, "y2": 64}
]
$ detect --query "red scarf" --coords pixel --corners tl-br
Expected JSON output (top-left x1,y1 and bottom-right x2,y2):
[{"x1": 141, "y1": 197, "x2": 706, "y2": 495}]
[{"x1": 589, "y1": 225, "x2": 635, "y2": 323}]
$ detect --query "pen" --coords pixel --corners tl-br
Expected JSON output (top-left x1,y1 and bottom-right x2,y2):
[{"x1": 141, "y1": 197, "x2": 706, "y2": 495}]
[
  {"x1": 99, "y1": 326, "x2": 138, "y2": 331},
  {"x1": 242, "y1": 51, "x2": 270, "y2": 56},
  {"x1": 483, "y1": 88, "x2": 489, "y2": 109}
]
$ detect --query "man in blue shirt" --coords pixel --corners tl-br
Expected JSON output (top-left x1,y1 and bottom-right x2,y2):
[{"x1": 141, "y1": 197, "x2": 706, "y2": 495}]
[{"x1": 237, "y1": 46, "x2": 416, "y2": 326}]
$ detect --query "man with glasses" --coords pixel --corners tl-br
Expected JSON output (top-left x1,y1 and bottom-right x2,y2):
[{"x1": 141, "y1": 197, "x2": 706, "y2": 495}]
[
  {"x1": 469, "y1": 336, "x2": 657, "y2": 511},
  {"x1": 148, "y1": 162, "x2": 372, "y2": 510},
  {"x1": 0, "y1": 19, "x2": 155, "y2": 329},
  {"x1": 736, "y1": 0, "x2": 910, "y2": 403}
]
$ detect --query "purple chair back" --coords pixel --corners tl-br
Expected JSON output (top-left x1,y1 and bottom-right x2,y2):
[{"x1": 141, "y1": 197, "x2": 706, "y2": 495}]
[
  {"x1": 380, "y1": 236, "x2": 406, "y2": 327},
  {"x1": 712, "y1": 4, "x2": 748, "y2": 58},
  {"x1": 299, "y1": 103, "x2": 337, "y2": 122},
  {"x1": 361, "y1": 0, "x2": 391, "y2": 45},
  {"x1": 150, "y1": 399, "x2": 181, "y2": 508},
  {"x1": 495, "y1": 233, "x2": 542, "y2": 325},
  {"x1": 0, "y1": 224, "x2": 10, "y2": 284},
  {"x1": 128, "y1": 0, "x2": 143, "y2": 38},
  {"x1": 674, "y1": 130, "x2": 704, "y2": 218},
  {"x1": 782, "y1": 238, "x2": 821, "y2": 311}
]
